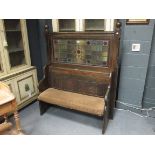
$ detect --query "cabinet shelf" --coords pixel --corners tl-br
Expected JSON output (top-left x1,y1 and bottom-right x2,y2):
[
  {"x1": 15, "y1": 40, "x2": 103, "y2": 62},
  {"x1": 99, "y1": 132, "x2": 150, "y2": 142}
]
[
  {"x1": 6, "y1": 29, "x2": 21, "y2": 32},
  {"x1": 8, "y1": 47, "x2": 24, "y2": 53},
  {"x1": 59, "y1": 28, "x2": 75, "y2": 32}
]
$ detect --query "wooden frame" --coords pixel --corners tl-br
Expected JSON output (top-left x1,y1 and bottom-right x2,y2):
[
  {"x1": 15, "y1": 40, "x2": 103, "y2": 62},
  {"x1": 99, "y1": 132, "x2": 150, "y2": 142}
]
[
  {"x1": 126, "y1": 19, "x2": 150, "y2": 25},
  {"x1": 51, "y1": 32, "x2": 114, "y2": 70}
]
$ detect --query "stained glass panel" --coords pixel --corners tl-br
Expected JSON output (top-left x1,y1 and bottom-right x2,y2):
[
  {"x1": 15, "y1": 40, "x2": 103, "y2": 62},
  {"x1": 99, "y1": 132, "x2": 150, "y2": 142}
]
[{"x1": 53, "y1": 39, "x2": 109, "y2": 66}]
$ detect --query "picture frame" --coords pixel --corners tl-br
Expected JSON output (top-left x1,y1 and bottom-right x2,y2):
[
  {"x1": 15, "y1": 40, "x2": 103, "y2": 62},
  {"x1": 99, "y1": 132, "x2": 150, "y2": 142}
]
[{"x1": 126, "y1": 19, "x2": 150, "y2": 25}]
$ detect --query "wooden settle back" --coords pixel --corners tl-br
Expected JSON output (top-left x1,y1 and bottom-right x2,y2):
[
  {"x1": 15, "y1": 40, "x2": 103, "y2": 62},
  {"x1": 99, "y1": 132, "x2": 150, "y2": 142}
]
[{"x1": 40, "y1": 21, "x2": 121, "y2": 100}]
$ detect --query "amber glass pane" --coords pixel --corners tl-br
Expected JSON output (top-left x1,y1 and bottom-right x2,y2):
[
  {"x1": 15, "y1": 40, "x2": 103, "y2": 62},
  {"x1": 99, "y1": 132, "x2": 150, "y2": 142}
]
[
  {"x1": 85, "y1": 19, "x2": 105, "y2": 31},
  {"x1": 4, "y1": 19, "x2": 26, "y2": 68},
  {"x1": 53, "y1": 39, "x2": 109, "y2": 66},
  {"x1": 59, "y1": 19, "x2": 75, "y2": 32}
]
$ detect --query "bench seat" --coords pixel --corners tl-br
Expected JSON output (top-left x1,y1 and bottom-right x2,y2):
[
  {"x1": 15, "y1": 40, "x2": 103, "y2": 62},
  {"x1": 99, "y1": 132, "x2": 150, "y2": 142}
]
[{"x1": 38, "y1": 88, "x2": 105, "y2": 116}]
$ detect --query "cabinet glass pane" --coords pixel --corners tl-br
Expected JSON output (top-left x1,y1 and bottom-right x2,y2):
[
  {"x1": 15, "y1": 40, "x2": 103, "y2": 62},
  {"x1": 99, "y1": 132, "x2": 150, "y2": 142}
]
[
  {"x1": 85, "y1": 19, "x2": 105, "y2": 31},
  {"x1": 4, "y1": 19, "x2": 26, "y2": 68},
  {"x1": 53, "y1": 39, "x2": 109, "y2": 66},
  {"x1": 59, "y1": 19, "x2": 75, "y2": 32}
]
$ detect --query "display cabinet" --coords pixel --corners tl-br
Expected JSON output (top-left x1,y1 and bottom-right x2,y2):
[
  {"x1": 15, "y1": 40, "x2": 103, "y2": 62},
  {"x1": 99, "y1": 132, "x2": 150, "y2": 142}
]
[{"x1": 0, "y1": 19, "x2": 38, "y2": 110}]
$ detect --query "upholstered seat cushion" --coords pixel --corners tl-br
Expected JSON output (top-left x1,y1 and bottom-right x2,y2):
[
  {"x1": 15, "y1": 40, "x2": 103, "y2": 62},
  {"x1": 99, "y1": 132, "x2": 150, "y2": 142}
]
[
  {"x1": 38, "y1": 88, "x2": 105, "y2": 116},
  {"x1": 0, "y1": 90, "x2": 15, "y2": 105}
]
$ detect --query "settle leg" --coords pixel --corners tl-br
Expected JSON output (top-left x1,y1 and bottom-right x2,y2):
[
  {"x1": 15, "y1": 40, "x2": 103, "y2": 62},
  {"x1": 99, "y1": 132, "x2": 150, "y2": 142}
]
[{"x1": 39, "y1": 101, "x2": 50, "y2": 115}]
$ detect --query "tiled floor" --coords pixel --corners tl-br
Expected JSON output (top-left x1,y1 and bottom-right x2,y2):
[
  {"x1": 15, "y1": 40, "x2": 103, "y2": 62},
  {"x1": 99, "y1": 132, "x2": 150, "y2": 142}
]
[{"x1": 8, "y1": 101, "x2": 155, "y2": 135}]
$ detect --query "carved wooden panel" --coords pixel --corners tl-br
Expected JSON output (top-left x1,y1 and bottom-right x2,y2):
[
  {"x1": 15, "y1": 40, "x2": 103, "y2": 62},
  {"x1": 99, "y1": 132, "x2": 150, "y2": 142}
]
[
  {"x1": 77, "y1": 80, "x2": 97, "y2": 96},
  {"x1": 49, "y1": 70, "x2": 108, "y2": 97},
  {"x1": 62, "y1": 77, "x2": 78, "y2": 92}
]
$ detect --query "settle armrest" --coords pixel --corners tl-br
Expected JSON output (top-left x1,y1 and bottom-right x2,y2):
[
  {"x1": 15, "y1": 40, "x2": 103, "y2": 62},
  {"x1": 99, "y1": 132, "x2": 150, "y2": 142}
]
[
  {"x1": 105, "y1": 85, "x2": 110, "y2": 105},
  {"x1": 102, "y1": 85, "x2": 111, "y2": 134},
  {"x1": 104, "y1": 72, "x2": 112, "y2": 106},
  {"x1": 38, "y1": 78, "x2": 49, "y2": 93},
  {"x1": 38, "y1": 65, "x2": 50, "y2": 93}
]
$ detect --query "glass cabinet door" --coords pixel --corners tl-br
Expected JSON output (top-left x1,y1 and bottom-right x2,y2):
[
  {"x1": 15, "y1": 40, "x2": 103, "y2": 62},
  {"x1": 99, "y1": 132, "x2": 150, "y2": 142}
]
[
  {"x1": 3, "y1": 19, "x2": 26, "y2": 69},
  {"x1": 85, "y1": 19, "x2": 105, "y2": 31},
  {"x1": 59, "y1": 19, "x2": 75, "y2": 32},
  {"x1": 52, "y1": 19, "x2": 115, "y2": 32}
]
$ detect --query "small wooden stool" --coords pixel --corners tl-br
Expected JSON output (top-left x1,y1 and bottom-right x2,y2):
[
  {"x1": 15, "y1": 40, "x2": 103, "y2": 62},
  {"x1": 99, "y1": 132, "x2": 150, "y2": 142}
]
[{"x1": 0, "y1": 82, "x2": 23, "y2": 135}]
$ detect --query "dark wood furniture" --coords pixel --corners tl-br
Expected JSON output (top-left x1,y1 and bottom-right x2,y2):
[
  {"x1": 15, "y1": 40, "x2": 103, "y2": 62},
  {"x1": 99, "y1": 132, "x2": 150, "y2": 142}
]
[{"x1": 38, "y1": 21, "x2": 121, "y2": 134}]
